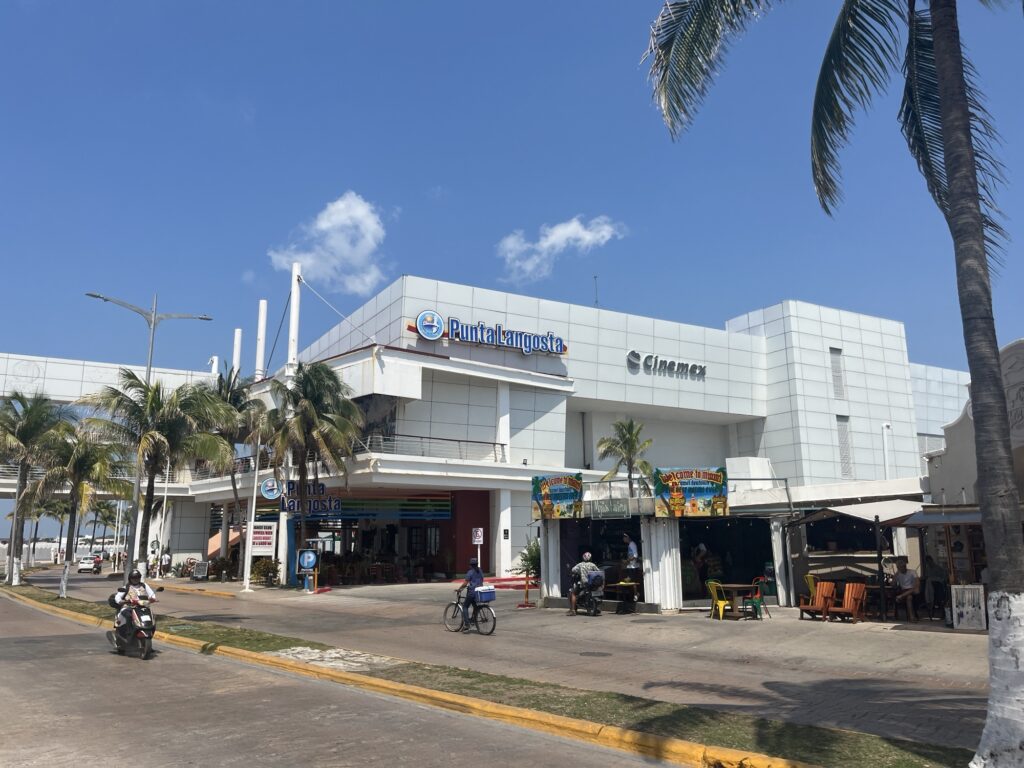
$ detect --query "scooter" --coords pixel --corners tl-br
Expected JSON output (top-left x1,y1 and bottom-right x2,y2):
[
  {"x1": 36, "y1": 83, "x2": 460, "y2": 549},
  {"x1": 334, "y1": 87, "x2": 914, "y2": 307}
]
[
  {"x1": 106, "y1": 587, "x2": 163, "y2": 660},
  {"x1": 569, "y1": 565, "x2": 604, "y2": 617}
]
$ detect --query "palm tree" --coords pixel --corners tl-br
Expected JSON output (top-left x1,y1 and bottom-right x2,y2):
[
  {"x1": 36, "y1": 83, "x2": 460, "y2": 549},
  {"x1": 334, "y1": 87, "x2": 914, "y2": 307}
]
[
  {"x1": 596, "y1": 419, "x2": 654, "y2": 497},
  {"x1": 645, "y1": 3, "x2": 1024, "y2": 763},
  {"x1": 42, "y1": 499, "x2": 70, "y2": 562},
  {"x1": 91, "y1": 500, "x2": 118, "y2": 552},
  {"x1": 267, "y1": 362, "x2": 363, "y2": 552},
  {"x1": 30, "y1": 422, "x2": 131, "y2": 596},
  {"x1": 0, "y1": 391, "x2": 67, "y2": 585},
  {"x1": 206, "y1": 366, "x2": 267, "y2": 576},
  {"x1": 83, "y1": 369, "x2": 232, "y2": 574}
]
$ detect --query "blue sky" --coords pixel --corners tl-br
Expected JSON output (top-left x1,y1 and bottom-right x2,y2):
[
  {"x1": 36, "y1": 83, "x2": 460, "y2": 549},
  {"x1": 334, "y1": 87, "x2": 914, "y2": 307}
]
[{"x1": 2, "y1": 0, "x2": 1022, "y2": 378}]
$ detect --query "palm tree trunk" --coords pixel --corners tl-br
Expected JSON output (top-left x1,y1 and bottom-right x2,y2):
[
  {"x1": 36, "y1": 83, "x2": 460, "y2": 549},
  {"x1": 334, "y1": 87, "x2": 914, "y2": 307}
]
[
  {"x1": 627, "y1": 459, "x2": 635, "y2": 498},
  {"x1": 930, "y1": 3, "x2": 1024, "y2": 764},
  {"x1": 91, "y1": 515, "x2": 99, "y2": 549},
  {"x1": 138, "y1": 468, "x2": 158, "y2": 571},
  {"x1": 6, "y1": 461, "x2": 30, "y2": 585},
  {"x1": 60, "y1": 491, "x2": 79, "y2": 598},
  {"x1": 30, "y1": 514, "x2": 40, "y2": 559},
  {"x1": 230, "y1": 468, "x2": 245, "y2": 578}
]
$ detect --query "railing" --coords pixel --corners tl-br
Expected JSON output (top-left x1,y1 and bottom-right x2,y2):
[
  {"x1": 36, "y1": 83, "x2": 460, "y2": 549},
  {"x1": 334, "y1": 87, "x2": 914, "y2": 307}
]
[
  {"x1": 190, "y1": 453, "x2": 273, "y2": 481},
  {"x1": 354, "y1": 434, "x2": 508, "y2": 463},
  {"x1": 0, "y1": 462, "x2": 182, "y2": 485}
]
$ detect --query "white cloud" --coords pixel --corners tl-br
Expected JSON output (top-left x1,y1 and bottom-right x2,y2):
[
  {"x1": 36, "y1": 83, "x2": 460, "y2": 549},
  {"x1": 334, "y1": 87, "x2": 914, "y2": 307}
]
[
  {"x1": 498, "y1": 215, "x2": 625, "y2": 284},
  {"x1": 269, "y1": 191, "x2": 387, "y2": 295},
  {"x1": 240, "y1": 269, "x2": 255, "y2": 285}
]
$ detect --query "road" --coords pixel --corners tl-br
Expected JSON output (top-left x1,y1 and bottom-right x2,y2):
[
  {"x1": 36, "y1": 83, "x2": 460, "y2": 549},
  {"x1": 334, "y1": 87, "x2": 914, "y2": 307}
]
[
  {"x1": 32, "y1": 570, "x2": 989, "y2": 750},
  {"x1": 0, "y1": 595, "x2": 662, "y2": 767}
]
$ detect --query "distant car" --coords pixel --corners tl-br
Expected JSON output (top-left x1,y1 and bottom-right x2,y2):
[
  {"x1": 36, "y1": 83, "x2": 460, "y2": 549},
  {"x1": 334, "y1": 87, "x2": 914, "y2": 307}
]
[{"x1": 77, "y1": 555, "x2": 101, "y2": 574}]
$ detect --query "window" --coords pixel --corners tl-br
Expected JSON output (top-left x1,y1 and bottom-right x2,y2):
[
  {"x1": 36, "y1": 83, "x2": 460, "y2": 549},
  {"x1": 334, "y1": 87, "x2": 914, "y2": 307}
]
[
  {"x1": 829, "y1": 347, "x2": 846, "y2": 400},
  {"x1": 837, "y1": 416, "x2": 853, "y2": 478}
]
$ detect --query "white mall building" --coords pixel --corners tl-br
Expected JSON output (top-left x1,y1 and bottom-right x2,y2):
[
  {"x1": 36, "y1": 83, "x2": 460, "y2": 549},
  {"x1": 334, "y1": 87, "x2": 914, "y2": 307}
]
[{"x1": 0, "y1": 274, "x2": 972, "y2": 609}]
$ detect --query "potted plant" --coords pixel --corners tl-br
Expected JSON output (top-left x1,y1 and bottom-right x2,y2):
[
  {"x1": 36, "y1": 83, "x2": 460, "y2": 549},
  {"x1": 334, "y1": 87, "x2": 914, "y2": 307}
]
[{"x1": 510, "y1": 537, "x2": 541, "y2": 608}]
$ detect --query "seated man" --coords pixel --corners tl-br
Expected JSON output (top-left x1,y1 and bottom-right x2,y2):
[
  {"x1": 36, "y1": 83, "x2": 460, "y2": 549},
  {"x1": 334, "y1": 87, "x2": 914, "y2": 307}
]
[
  {"x1": 568, "y1": 552, "x2": 601, "y2": 616},
  {"x1": 893, "y1": 559, "x2": 920, "y2": 621}
]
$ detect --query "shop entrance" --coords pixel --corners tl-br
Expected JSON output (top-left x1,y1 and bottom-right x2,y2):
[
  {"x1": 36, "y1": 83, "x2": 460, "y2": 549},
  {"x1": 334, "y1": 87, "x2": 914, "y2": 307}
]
[
  {"x1": 558, "y1": 517, "x2": 643, "y2": 599},
  {"x1": 680, "y1": 517, "x2": 772, "y2": 599}
]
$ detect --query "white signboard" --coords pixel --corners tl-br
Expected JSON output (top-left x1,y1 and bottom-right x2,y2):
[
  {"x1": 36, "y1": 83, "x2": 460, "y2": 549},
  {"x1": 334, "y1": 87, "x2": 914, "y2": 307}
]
[
  {"x1": 471, "y1": 527, "x2": 484, "y2": 546},
  {"x1": 250, "y1": 522, "x2": 278, "y2": 557}
]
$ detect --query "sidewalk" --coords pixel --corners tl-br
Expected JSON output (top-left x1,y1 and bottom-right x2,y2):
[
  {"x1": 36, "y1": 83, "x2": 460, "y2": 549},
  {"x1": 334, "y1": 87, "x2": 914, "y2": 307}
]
[{"x1": 39, "y1": 571, "x2": 988, "y2": 750}]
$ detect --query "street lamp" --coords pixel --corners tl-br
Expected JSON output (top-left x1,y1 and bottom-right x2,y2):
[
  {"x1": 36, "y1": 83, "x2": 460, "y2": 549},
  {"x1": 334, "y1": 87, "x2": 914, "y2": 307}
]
[{"x1": 86, "y1": 292, "x2": 212, "y2": 579}]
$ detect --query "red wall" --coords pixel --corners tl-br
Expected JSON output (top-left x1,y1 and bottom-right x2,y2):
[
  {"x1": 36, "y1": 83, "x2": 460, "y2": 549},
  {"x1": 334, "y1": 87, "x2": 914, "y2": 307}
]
[{"x1": 452, "y1": 490, "x2": 491, "y2": 574}]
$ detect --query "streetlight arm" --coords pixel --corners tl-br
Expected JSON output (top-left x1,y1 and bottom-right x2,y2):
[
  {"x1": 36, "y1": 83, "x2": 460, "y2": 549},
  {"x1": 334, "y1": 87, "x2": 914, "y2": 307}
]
[
  {"x1": 156, "y1": 312, "x2": 214, "y2": 323},
  {"x1": 85, "y1": 293, "x2": 151, "y2": 322}
]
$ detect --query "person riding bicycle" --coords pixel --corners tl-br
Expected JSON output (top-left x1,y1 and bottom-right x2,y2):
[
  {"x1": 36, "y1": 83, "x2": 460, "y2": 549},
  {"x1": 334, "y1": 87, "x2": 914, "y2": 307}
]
[
  {"x1": 568, "y1": 552, "x2": 601, "y2": 616},
  {"x1": 457, "y1": 557, "x2": 484, "y2": 632},
  {"x1": 113, "y1": 569, "x2": 157, "y2": 639}
]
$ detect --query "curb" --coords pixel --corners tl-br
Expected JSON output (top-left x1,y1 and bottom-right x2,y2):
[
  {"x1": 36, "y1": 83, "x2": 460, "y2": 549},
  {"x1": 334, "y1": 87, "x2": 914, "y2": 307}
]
[
  {"x1": 156, "y1": 583, "x2": 236, "y2": 599},
  {"x1": 1, "y1": 588, "x2": 817, "y2": 768}
]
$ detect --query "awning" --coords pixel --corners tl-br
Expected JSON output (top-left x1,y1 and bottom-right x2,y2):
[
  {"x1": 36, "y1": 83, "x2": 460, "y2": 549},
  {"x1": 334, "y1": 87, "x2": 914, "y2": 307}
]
[
  {"x1": 902, "y1": 507, "x2": 981, "y2": 526},
  {"x1": 796, "y1": 499, "x2": 922, "y2": 527}
]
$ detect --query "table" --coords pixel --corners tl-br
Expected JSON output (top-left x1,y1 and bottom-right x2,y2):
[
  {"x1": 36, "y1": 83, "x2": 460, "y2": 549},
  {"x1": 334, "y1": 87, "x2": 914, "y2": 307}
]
[
  {"x1": 865, "y1": 584, "x2": 895, "y2": 621},
  {"x1": 603, "y1": 582, "x2": 640, "y2": 613},
  {"x1": 716, "y1": 583, "x2": 757, "y2": 620}
]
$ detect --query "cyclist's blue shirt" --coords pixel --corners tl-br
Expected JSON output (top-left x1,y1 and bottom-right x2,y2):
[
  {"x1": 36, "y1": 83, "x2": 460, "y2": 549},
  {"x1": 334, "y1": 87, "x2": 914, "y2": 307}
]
[{"x1": 465, "y1": 567, "x2": 484, "y2": 596}]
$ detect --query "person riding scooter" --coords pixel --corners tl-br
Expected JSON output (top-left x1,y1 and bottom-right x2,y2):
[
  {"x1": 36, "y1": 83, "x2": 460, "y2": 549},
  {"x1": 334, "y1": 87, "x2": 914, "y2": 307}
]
[
  {"x1": 568, "y1": 552, "x2": 602, "y2": 616},
  {"x1": 113, "y1": 569, "x2": 157, "y2": 640}
]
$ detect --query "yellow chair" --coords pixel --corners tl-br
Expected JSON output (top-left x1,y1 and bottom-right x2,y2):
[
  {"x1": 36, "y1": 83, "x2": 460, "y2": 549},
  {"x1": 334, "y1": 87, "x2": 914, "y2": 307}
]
[
  {"x1": 706, "y1": 580, "x2": 730, "y2": 620},
  {"x1": 804, "y1": 574, "x2": 818, "y2": 600}
]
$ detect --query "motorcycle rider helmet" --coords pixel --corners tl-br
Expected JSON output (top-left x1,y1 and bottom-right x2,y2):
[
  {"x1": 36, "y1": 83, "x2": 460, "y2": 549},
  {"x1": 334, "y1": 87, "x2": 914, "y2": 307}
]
[
  {"x1": 128, "y1": 569, "x2": 142, "y2": 586},
  {"x1": 582, "y1": 552, "x2": 592, "y2": 562}
]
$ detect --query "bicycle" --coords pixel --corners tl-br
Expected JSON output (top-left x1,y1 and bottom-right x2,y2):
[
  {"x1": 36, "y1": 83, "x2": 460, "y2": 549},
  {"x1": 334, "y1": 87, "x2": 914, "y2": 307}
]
[{"x1": 443, "y1": 587, "x2": 496, "y2": 635}]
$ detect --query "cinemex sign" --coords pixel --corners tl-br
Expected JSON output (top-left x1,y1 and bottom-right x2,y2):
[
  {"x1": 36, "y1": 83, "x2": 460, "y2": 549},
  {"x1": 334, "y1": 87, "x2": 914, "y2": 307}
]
[
  {"x1": 627, "y1": 350, "x2": 707, "y2": 381},
  {"x1": 414, "y1": 309, "x2": 566, "y2": 356}
]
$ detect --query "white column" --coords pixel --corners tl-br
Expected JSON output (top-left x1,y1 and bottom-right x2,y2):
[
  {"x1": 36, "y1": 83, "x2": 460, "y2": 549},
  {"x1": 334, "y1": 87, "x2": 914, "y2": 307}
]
[
  {"x1": 254, "y1": 299, "x2": 268, "y2": 379},
  {"x1": 232, "y1": 328, "x2": 242, "y2": 374},
  {"x1": 496, "y1": 382, "x2": 510, "y2": 462},
  {"x1": 491, "y1": 489, "x2": 513, "y2": 576},
  {"x1": 209, "y1": 355, "x2": 219, "y2": 374},
  {"x1": 276, "y1": 511, "x2": 289, "y2": 584},
  {"x1": 539, "y1": 518, "x2": 561, "y2": 599},
  {"x1": 770, "y1": 518, "x2": 790, "y2": 607},
  {"x1": 640, "y1": 516, "x2": 682, "y2": 612},
  {"x1": 287, "y1": 262, "x2": 302, "y2": 375}
]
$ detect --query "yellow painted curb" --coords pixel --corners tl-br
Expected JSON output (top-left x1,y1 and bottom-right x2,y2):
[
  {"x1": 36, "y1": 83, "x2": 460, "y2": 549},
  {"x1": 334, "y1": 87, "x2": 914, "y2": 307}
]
[
  {"x1": 2, "y1": 588, "x2": 818, "y2": 768},
  {"x1": 157, "y1": 583, "x2": 236, "y2": 599}
]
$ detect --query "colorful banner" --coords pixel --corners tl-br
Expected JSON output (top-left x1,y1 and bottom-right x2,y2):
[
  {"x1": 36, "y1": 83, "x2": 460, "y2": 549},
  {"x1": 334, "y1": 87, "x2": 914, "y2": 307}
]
[
  {"x1": 653, "y1": 467, "x2": 729, "y2": 517},
  {"x1": 531, "y1": 473, "x2": 584, "y2": 520}
]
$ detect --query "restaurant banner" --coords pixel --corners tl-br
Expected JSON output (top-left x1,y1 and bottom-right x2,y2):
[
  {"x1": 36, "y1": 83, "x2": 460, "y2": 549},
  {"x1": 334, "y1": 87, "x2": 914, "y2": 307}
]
[
  {"x1": 531, "y1": 473, "x2": 584, "y2": 520},
  {"x1": 653, "y1": 467, "x2": 729, "y2": 517}
]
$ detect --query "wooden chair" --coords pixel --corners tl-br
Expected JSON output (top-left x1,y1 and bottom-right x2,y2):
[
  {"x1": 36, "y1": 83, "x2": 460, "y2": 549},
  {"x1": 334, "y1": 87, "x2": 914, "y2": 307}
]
[
  {"x1": 798, "y1": 580, "x2": 836, "y2": 620},
  {"x1": 706, "y1": 580, "x2": 730, "y2": 620},
  {"x1": 825, "y1": 582, "x2": 867, "y2": 623},
  {"x1": 742, "y1": 577, "x2": 772, "y2": 619}
]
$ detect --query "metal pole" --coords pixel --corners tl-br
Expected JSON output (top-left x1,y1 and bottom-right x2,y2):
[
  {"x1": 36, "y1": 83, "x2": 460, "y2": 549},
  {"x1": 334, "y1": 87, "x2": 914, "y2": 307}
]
[
  {"x1": 783, "y1": 478, "x2": 797, "y2": 608},
  {"x1": 875, "y1": 514, "x2": 887, "y2": 620},
  {"x1": 241, "y1": 436, "x2": 262, "y2": 592}
]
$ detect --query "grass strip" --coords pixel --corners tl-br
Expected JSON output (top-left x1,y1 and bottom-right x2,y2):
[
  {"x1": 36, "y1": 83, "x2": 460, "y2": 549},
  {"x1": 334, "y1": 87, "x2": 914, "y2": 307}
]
[
  {"x1": 4, "y1": 583, "x2": 972, "y2": 767},
  {"x1": 362, "y1": 664, "x2": 972, "y2": 768},
  {"x1": 1, "y1": 584, "x2": 329, "y2": 653}
]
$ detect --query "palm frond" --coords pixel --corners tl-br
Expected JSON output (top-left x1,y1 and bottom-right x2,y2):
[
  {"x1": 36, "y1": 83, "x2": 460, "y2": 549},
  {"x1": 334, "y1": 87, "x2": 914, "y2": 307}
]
[
  {"x1": 899, "y1": 4, "x2": 1006, "y2": 269},
  {"x1": 646, "y1": 0, "x2": 772, "y2": 139},
  {"x1": 811, "y1": 0, "x2": 904, "y2": 213}
]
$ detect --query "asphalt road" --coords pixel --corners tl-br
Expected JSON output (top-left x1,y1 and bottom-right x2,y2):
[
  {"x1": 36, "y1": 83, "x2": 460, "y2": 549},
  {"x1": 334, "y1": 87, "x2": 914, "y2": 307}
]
[
  {"x1": 32, "y1": 570, "x2": 989, "y2": 749},
  {"x1": 0, "y1": 595, "x2": 657, "y2": 768}
]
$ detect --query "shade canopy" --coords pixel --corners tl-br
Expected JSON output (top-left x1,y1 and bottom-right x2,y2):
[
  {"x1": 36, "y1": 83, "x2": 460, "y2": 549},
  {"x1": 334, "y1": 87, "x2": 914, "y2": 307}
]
[
  {"x1": 901, "y1": 507, "x2": 981, "y2": 527},
  {"x1": 796, "y1": 499, "x2": 922, "y2": 527}
]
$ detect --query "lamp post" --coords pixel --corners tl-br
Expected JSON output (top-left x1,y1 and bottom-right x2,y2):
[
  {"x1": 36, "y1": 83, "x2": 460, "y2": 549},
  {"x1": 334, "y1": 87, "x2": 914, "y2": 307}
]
[{"x1": 86, "y1": 292, "x2": 212, "y2": 581}]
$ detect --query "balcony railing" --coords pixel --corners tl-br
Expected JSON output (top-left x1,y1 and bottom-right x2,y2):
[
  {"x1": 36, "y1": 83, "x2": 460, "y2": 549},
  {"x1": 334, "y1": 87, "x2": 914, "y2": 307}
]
[
  {"x1": 0, "y1": 462, "x2": 182, "y2": 486},
  {"x1": 355, "y1": 433, "x2": 507, "y2": 463}
]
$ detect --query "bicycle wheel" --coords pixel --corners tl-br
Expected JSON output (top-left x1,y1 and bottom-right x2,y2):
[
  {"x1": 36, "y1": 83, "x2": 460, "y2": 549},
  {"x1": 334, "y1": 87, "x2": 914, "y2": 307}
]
[
  {"x1": 475, "y1": 605, "x2": 496, "y2": 635},
  {"x1": 443, "y1": 602, "x2": 464, "y2": 632}
]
